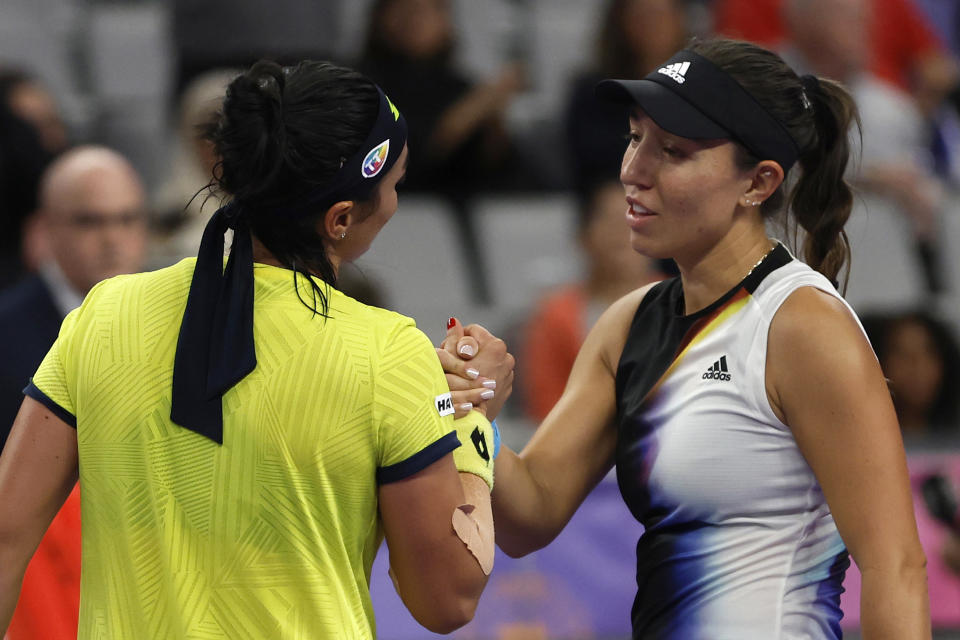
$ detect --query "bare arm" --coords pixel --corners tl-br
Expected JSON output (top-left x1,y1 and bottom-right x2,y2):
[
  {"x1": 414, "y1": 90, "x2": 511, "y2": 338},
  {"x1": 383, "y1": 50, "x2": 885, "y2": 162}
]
[
  {"x1": 0, "y1": 397, "x2": 78, "y2": 633},
  {"x1": 768, "y1": 287, "x2": 929, "y2": 640},
  {"x1": 492, "y1": 286, "x2": 652, "y2": 556},
  {"x1": 427, "y1": 64, "x2": 524, "y2": 160},
  {"x1": 378, "y1": 454, "x2": 490, "y2": 634}
]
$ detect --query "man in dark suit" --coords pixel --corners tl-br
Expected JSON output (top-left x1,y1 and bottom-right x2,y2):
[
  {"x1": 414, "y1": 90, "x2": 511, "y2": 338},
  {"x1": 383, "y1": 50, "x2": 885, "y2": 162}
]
[{"x1": 0, "y1": 145, "x2": 147, "y2": 640}]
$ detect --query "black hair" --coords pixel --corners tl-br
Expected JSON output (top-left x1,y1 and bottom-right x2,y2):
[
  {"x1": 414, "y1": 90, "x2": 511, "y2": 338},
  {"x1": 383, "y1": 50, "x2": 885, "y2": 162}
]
[
  {"x1": 205, "y1": 59, "x2": 379, "y2": 315},
  {"x1": 864, "y1": 310, "x2": 960, "y2": 431},
  {"x1": 0, "y1": 68, "x2": 52, "y2": 257},
  {"x1": 687, "y1": 38, "x2": 860, "y2": 291}
]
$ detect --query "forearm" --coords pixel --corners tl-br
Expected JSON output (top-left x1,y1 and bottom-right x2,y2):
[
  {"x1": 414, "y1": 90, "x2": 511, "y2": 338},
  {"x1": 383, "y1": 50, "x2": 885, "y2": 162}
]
[
  {"x1": 428, "y1": 85, "x2": 505, "y2": 158},
  {"x1": 490, "y1": 447, "x2": 560, "y2": 556},
  {"x1": 386, "y1": 472, "x2": 492, "y2": 633},
  {"x1": 0, "y1": 541, "x2": 30, "y2": 634},
  {"x1": 859, "y1": 564, "x2": 930, "y2": 640}
]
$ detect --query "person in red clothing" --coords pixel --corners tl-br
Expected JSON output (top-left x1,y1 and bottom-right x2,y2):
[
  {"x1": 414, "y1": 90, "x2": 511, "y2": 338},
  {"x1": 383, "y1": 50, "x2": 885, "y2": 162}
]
[
  {"x1": 520, "y1": 179, "x2": 663, "y2": 421},
  {"x1": 7, "y1": 487, "x2": 81, "y2": 640},
  {"x1": 713, "y1": 0, "x2": 957, "y2": 114}
]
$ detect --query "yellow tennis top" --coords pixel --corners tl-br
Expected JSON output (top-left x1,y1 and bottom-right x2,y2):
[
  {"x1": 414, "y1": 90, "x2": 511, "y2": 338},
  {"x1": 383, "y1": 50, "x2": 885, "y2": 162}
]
[{"x1": 27, "y1": 258, "x2": 457, "y2": 639}]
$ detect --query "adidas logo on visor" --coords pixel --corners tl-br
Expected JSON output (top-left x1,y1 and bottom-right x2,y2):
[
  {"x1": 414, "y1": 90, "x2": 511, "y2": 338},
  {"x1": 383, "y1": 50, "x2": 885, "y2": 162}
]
[{"x1": 658, "y1": 61, "x2": 690, "y2": 84}]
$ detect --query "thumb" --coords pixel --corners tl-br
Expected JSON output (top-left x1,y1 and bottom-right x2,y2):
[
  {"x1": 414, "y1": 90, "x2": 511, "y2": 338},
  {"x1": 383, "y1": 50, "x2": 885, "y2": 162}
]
[{"x1": 442, "y1": 316, "x2": 465, "y2": 354}]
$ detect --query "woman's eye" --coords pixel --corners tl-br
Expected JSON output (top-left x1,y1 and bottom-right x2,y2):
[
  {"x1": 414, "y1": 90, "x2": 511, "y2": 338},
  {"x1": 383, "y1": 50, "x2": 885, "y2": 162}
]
[
  {"x1": 663, "y1": 146, "x2": 684, "y2": 158},
  {"x1": 624, "y1": 132, "x2": 641, "y2": 145}
]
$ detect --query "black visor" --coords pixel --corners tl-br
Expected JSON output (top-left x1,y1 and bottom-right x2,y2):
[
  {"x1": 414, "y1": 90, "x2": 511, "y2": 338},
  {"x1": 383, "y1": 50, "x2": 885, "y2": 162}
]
[{"x1": 596, "y1": 50, "x2": 800, "y2": 172}]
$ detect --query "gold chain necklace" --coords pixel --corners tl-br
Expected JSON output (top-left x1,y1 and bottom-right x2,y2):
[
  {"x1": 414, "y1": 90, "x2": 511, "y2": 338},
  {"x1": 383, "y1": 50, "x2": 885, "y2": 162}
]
[{"x1": 745, "y1": 242, "x2": 777, "y2": 279}]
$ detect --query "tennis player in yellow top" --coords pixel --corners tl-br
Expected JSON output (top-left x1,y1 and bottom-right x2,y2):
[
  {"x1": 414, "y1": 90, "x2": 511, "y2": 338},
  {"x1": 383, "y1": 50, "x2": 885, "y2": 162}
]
[{"x1": 0, "y1": 60, "x2": 511, "y2": 639}]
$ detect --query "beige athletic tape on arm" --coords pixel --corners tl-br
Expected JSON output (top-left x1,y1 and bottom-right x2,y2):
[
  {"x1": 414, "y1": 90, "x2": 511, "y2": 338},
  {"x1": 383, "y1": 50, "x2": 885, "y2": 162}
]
[{"x1": 452, "y1": 471, "x2": 495, "y2": 575}]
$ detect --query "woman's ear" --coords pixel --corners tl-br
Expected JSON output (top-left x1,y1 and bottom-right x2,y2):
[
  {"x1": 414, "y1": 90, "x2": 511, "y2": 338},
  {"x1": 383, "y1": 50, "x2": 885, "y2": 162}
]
[
  {"x1": 323, "y1": 200, "x2": 356, "y2": 240},
  {"x1": 741, "y1": 160, "x2": 785, "y2": 208}
]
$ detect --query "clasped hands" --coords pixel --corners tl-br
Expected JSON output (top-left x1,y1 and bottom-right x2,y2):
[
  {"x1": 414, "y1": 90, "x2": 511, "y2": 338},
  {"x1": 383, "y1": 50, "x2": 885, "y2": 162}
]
[{"x1": 436, "y1": 318, "x2": 515, "y2": 421}]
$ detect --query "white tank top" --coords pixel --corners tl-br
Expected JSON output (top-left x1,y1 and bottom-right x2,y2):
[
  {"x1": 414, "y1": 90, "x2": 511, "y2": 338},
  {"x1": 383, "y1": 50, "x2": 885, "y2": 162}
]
[{"x1": 615, "y1": 244, "x2": 861, "y2": 639}]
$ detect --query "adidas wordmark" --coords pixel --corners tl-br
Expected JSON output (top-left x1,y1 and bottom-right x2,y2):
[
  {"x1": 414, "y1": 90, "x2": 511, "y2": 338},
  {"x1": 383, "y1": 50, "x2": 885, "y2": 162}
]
[
  {"x1": 658, "y1": 61, "x2": 690, "y2": 84},
  {"x1": 702, "y1": 355, "x2": 731, "y2": 381}
]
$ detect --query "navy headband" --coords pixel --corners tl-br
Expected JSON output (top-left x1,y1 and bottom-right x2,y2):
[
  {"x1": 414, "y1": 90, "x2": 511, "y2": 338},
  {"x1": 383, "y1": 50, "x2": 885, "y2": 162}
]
[
  {"x1": 596, "y1": 50, "x2": 801, "y2": 172},
  {"x1": 274, "y1": 87, "x2": 408, "y2": 218},
  {"x1": 170, "y1": 86, "x2": 408, "y2": 443}
]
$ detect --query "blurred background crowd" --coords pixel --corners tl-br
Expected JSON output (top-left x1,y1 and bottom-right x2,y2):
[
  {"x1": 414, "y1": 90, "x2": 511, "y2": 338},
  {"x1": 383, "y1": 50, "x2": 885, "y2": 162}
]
[{"x1": 2, "y1": 0, "x2": 960, "y2": 638}]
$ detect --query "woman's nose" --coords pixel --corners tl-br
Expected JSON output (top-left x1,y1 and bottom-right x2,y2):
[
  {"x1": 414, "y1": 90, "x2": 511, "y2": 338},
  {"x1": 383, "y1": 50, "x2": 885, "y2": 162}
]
[{"x1": 620, "y1": 143, "x2": 653, "y2": 188}]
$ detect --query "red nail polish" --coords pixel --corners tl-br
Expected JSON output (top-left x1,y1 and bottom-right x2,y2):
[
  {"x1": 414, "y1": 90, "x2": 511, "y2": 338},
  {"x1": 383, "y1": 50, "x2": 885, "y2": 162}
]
[{"x1": 447, "y1": 317, "x2": 456, "y2": 330}]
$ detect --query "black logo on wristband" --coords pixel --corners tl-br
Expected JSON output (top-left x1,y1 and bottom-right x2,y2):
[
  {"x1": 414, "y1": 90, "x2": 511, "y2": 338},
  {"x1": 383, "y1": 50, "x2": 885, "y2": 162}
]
[{"x1": 471, "y1": 426, "x2": 490, "y2": 462}]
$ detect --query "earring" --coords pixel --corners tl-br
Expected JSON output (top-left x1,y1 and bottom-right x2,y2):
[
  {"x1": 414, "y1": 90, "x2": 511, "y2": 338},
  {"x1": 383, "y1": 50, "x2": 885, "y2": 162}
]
[
  {"x1": 746, "y1": 199, "x2": 762, "y2": 206},
  {"x1": 340, "y1": 232, "x2": 346, "y2": 240}
]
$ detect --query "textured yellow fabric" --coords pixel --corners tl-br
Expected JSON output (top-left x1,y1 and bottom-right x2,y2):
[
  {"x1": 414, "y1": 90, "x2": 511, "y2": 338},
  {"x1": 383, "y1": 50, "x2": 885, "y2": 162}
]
[{"x1": 30, "y1": 259, "x2": 456, "y2": 639}]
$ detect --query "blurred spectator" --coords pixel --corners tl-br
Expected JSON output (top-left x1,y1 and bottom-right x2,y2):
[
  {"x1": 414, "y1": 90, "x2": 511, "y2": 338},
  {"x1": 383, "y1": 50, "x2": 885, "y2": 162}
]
[
  {"x1": 564, "y1": 0, "x2": 692, "y2": 191},
  {"x1": 0, "y1": 146, "x2": 148, "y2": 640},
  {"x1": 782, "y1": 0, "x2": 950, "y2": 297},
  {"x1": 520, "y1": 179, "x2": 664, "y2": 422},
  {"x1": 151, "y1": 68, "x2": 235, "y2": 269},
  {"x1": 862, "y1": 310, "x2": 960, "y2": 439},
  {"x1": 0, "y1": 69, "x2": 58, "y2": 288},
  {"x1": 944, "y1": 530, "x2": 960, "y2": 576},
  {"x1": 920, "y1": 472, "x2": 960, "y2": 584},
  {"x1": 171, "y1": 0, "x2": 339, "y2": 98},
  {"x1": 714, "y1": 0, "x2": 958, "y2": 116},
  {"x1": 0, "y1": 69, "x2": 69, "y2": 155},
  {"x1": 359, "y1": 0, "x2": 525, "y2": 195}
]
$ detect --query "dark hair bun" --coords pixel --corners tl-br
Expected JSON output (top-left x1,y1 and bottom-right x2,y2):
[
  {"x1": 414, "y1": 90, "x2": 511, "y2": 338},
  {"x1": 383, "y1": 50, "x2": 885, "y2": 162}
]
[
  {"x1": 211, "y1": 61, "x2": 290, "y2": 204},
  {"x1": 208, "y1": 60, "x2": 378, "y2": 211}
]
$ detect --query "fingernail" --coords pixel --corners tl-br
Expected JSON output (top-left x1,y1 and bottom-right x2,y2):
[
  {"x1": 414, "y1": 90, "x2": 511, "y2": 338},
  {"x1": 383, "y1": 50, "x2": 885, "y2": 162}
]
[
  {"x1": 466, "y1": 368, "x2": 480, "y2": 379},
  {"x1": 482, "y1": 379, "x2": 496, "y2": 389},
  {"x1": 459, "y1": 402, "x2": 473, "y2": 412},
  {"x1": 459, "y1": 344, "x2": 475, "y2": 357},
  {"x1": 480, "y1": 389, "x2": 495, "y2": 400},
  {"x1": 447, "y1": 317, "x2": 457, "y2": 330}
]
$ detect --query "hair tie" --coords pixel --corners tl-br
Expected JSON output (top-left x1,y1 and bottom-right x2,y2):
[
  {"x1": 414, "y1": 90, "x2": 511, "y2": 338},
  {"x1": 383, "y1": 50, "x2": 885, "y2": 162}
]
[{"x1": 800, "y1": 74, "x2": 820, "y2": 111}]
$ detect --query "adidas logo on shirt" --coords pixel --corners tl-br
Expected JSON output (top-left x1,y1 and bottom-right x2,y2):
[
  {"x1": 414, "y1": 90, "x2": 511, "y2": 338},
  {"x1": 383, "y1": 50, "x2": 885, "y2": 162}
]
[
  {"x1": 702, "y1": 355, "x2": 732, "y2": 381},
  {"x1": 658, "y1": 61, "x2": 690, "y2": 84}
]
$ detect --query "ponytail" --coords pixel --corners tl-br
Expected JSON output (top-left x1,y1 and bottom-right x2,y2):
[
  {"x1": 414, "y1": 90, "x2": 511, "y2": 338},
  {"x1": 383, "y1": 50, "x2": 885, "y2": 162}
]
[{"x1": 788, "y1": 76, "x2": 859, "y2": 291}]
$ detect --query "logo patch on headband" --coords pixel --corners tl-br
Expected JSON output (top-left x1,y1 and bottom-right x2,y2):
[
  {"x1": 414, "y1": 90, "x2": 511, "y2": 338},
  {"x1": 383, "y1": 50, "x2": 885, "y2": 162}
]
[
  {"x1": 658, "y1": 61, "x2": 690, "y2": 84},
  {"x1": 362, "y1": 139, "x2": 390, "y2": 178}
]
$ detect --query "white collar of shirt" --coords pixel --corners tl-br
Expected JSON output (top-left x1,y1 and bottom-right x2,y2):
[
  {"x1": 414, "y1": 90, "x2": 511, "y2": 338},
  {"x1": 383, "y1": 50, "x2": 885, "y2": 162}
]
[{"x1": 39, "y1": 260, "x2": 86, "y2": 318}]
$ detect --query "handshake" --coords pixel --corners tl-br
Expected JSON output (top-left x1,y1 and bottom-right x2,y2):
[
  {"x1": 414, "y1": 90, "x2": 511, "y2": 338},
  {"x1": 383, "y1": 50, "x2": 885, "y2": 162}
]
[{"x1": 436, "y1": 317, "x2": 516, "y2": 491}]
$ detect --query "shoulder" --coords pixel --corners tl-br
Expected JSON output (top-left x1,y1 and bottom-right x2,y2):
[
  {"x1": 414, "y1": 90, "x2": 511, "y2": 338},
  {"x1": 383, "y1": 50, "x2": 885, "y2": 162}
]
[
  {"x1": 83, "y1": 267, "x2": 175, "y2": 305},
  {"x1": 70, "y1": 262, "x2": 196, "y2": 329},
  {"x1": 768, "y1": 286, "x2": 868, "y2": 367},
  {"x1": 769, "y1": 286, "x2": 863, "y2": 348},
  {"x1": 767, "y1": 286, "x2": 876, "y2": 416},
  {"x1": 590, "y1": 280, "x2": 666, "y2": 373},
  {"x1": 336, "y1": 292, "x2": 415, "y2": 332},
  {"x1": 334, "y1": 294, "x2": 427, "y2": 353}
]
